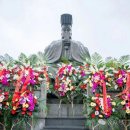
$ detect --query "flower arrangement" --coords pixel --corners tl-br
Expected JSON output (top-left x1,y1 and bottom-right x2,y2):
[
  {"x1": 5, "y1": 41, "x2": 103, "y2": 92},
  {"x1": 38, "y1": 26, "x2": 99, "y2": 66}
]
[
  {"x1": 114, "y1": 69, "x2": 127, "y2": 90},
  {"x1": 11, "y1": 66, "x2": 45, "y2": 90},
  {"x1": 0, "y1": 90, "x2": 9, "y2": 115},
  {"x1": 82, "y1": 65, "x2": 114, "y2": 93},
  {"x1": 11, "y1": 90, "x2": 38, "y2": 117},
  {"x1": 0, "y1": 63, "x2": 11, "y2": 87},
  {"x1": 77, "y1": 64, "x2": 90, "y2": 91},
  {"x1": 87, "y1": 93, "x2": 117, "y2": 119},
  {"x1": 115, "y1": 72, "x2": 130, "y2": 117},
  {"x1": 119, "y1": 93, "x2": 130, "y2": 115},
  {"x1": 54, "y1": 64, "x2": 78, "y2": 97}
]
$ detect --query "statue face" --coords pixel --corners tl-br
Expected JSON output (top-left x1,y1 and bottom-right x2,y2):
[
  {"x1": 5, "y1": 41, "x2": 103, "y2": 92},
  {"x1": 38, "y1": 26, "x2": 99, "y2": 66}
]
[{"x1": 61, "y1": 25, "x2": 72, "y2": 41}]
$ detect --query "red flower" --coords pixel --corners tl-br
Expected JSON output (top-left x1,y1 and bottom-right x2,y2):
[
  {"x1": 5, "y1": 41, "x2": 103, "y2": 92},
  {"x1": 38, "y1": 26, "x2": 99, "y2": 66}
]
[
  {"x1": 95, "y1": 93, "x2": 100, "y2": 97},
  {"x1": 11, "y1": 110, "x2": 16, "y2": 115},
  {"x1": 95, "y1": 106, "x2": 99, "y2": 111},
  {"x1": 118, "y1": 83, "x2": 123, "y2": 87},
  {"x1": 27, "y1": 112, "x2": 32, "y2": 116},
  {"x1": 54, "y1": 85, "x2": 59, "y2": 90},
  {"x1": 4, "y1": 92, "x2": 9, "y2": 96},
  {"x1": 80, "y1": 84, "x2": 87, "y2": 90},
  {"x1": 21, "y1": 111, "x2": 26, "y2": 115},
  {"x1": 91, "y1": 113, "x2": 96, "y2": 118},
  {"x1": 34, "y1": 98, "x2": 37, "y2": 104},
  {"x1": 22, "y1": 108, "x2": 27, "y2": 111},
  {"x1": 95, "y1": 99, "x2": 100, "y2": 105}
]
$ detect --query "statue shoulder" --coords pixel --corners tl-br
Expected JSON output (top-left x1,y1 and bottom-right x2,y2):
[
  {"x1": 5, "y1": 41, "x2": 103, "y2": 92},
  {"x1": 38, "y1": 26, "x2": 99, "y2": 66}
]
[
  {"x1": 71, "y1": 40, "x2": 91, "y2": 59},
  {"x1": 71, "y1": 40, "x2": 87, "y2": 48},
  {"x1": 44, "y1": 40, "x2": 62, "y2": 52}
]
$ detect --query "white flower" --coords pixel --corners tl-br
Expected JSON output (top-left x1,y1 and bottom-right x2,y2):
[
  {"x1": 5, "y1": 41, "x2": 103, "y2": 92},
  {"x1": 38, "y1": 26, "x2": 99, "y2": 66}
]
[
  {"x1": 0, "y1": 95, "x2": 5, "y2": 102},
  {"x1": 6, "y1": 74, "x2": 10, "y2": 78},
  {"x1": 106, "y1": 82, "x2": 111, "y2": 87},
  {"x1": 38, "y1": 77, "x2": 43, "y2": 81},
  {"x1": 114, "y1": 85, "x2": 118, "y2": 90},
  {"x1": 112, "y1": 102, "x2": 116, "y2": 106},
  {"x1": 126, "y1": 109, "x2": 130, "y2": 114},
  {"x1": 83, "y1": 80, "x2": 87, "y2": 84},
  {"x1": 90, "y1": 102, "x2": 96, "y2": 107},
  {"x1": 99, "y1": 98, "x2": 103, "y2": 109},
  {"x1": 95, "y1": 111, "x2": 99, "y2": 115},
  {"x1": 34, "y1": 96, "x2": 38, "y2": 99},
  {"x1": 121, "y1": 100, "x2": 126, "y2": 105},
  {"x1": 25, "y1": 70, "x2": 29, "y2": 76},
  {"x1": 13, "y1": 75, "x2": 19, "y2": 80},
  {"x1": 91, "y1": 97, "x2": 96, "y2": 100},
  {"x1": 112, "y1": 108, "x2": 115, "y2": 112}
]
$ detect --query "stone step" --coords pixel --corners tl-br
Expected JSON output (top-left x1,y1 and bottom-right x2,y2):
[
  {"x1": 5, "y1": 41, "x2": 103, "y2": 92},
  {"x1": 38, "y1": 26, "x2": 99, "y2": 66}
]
[
  {"x1": 45, "y1": 117, "x2": 86, "y2": 126},
  {"x1": 43, "y1": 126, "x2": 88, "y2": 130}
]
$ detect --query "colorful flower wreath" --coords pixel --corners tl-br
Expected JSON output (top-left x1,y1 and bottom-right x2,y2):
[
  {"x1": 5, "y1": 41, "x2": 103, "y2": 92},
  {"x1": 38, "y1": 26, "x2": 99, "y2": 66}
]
[
  {"x1": 54, "y1": 64, "x2": 78, "y2": 97},
  {"x1": 115, "y1": 72, "x2": 130, "y2": 117},
  {"x1": 82, "y1": 65, "x2": 114, "y2": 93},
  {"x1": 0, "y1": 64, "x2": 11, "y2": 87},
  {"x1": 114, "y1": 69, "x2": 127, "y2": 90},
  {"x1": 87, "y1": 93, "x2": 117, "y2": 119},
  {"x1": 11, "y1": 67, "x2": 39, "y2": 119},
  {"x1": 0, "y1": 90, "x2": 9, "y2": 115},
  {"x1": 11, "y1": 90, "x2": 38, "y2": 116}
]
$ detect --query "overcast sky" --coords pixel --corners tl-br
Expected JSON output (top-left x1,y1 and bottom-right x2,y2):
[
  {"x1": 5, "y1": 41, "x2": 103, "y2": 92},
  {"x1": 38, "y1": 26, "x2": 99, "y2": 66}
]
[{"x1": 0, "y1": 0, "x2": 130, "y2": 59}]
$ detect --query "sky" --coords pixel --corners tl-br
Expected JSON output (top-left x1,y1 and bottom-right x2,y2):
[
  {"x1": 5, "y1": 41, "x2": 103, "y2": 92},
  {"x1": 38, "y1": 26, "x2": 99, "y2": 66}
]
[{"x1": 0, "y1": 0, "x2": 130, "y2": 59}]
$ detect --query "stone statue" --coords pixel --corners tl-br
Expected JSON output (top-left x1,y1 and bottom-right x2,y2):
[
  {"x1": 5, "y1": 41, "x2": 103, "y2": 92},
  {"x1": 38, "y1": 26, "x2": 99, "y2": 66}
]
[{"x1": 44, "y1": 14, "x2": 90, "y2": 64}]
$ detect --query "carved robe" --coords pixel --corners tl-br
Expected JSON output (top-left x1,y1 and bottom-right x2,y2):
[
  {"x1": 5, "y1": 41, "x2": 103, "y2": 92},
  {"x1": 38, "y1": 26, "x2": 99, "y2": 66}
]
[{"x1": 44, "y1": 40, "x2": 90, "y2": 63}]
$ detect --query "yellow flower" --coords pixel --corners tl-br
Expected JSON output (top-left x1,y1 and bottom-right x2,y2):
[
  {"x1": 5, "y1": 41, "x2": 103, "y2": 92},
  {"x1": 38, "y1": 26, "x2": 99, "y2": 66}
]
[
  {"x1": 123, "y1": 78, "x2": 126, "y2": 83},
  {"x1": 89, "y1": 81, "x2": 93, "y2": 87},
  {"x1": 15, "y1": 98, "x2": 18, "y2": 102},
  {"x1": 112, "y1": 102, "x2": 116, "y2": 106},
  {"x1": 23, "y1": 103, "x2": 29, "y2": 108},
  {"x1": 121, "y1": 100, "x2": 126, "y2": 105},
  {"x1": 6, "y1": 102, "x2": 9, "y2": 106},
  {"x1": 99, "y1": 114, "x2": 103, "y2": 118},
  {"x1": 126, "y1": 109, "x2": 130, "y2": 114},
  {"x1": 13, "y1": 106, "x2": 17, "y2": 110},
  {"x1": 105, "y1": 72, "x2": 109, "y2": 78},
  {"x1": 90, "y1": 102, "x2": 96, "y2": 107},
  {"x1": 119, "y1": 74, "x2": 122, "y2": 78}
]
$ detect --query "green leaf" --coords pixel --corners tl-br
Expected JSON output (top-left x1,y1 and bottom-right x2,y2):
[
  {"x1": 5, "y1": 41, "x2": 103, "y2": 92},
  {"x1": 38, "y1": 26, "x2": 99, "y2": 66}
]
[
  {"x1": 119, "y1": 55, "x2": 130, "y2": 66},
  {"x1": 91, "y1": 52, "x2": 104, "y2": 67}
]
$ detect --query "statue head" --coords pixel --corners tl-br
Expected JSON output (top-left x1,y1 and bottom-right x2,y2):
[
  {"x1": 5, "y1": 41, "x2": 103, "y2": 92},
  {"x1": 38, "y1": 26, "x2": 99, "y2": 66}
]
[{"x1": 61, "y1": 14, "x2": 73, "y2": 41}]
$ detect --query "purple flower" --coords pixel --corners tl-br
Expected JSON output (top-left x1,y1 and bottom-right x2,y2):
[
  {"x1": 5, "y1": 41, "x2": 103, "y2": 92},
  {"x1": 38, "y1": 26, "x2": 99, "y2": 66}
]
[
  {"x1": 2, "y1": 77, "x2": 8, "y2": 85},
  {"x1": 61, "y1": 83, "x2": 65, "y2": 90},
  {"x1": 117, "y1": 79, "x2": 123, "y2": 84},
  {"x1": 30, "y1": 79, "x2": 36, "y2": 85},
  {"x1": 28, "y1": 104, "x2": 35, "y2": 111},
  {"x1": 92, "y1": 82, "x2": 98, "y2": 93},
  {"x1": 21, "y1": 76, "x2": 26, "y2": 83},
  {"x1": 19, "y1": 97, "x2": 26, "y2": 104},
  {"x1": 81, "y1": 71, "x2": 86, "y2": 77},
  {"x1": 59, "y1": 92, "x2": 65, "y2": 96}
]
